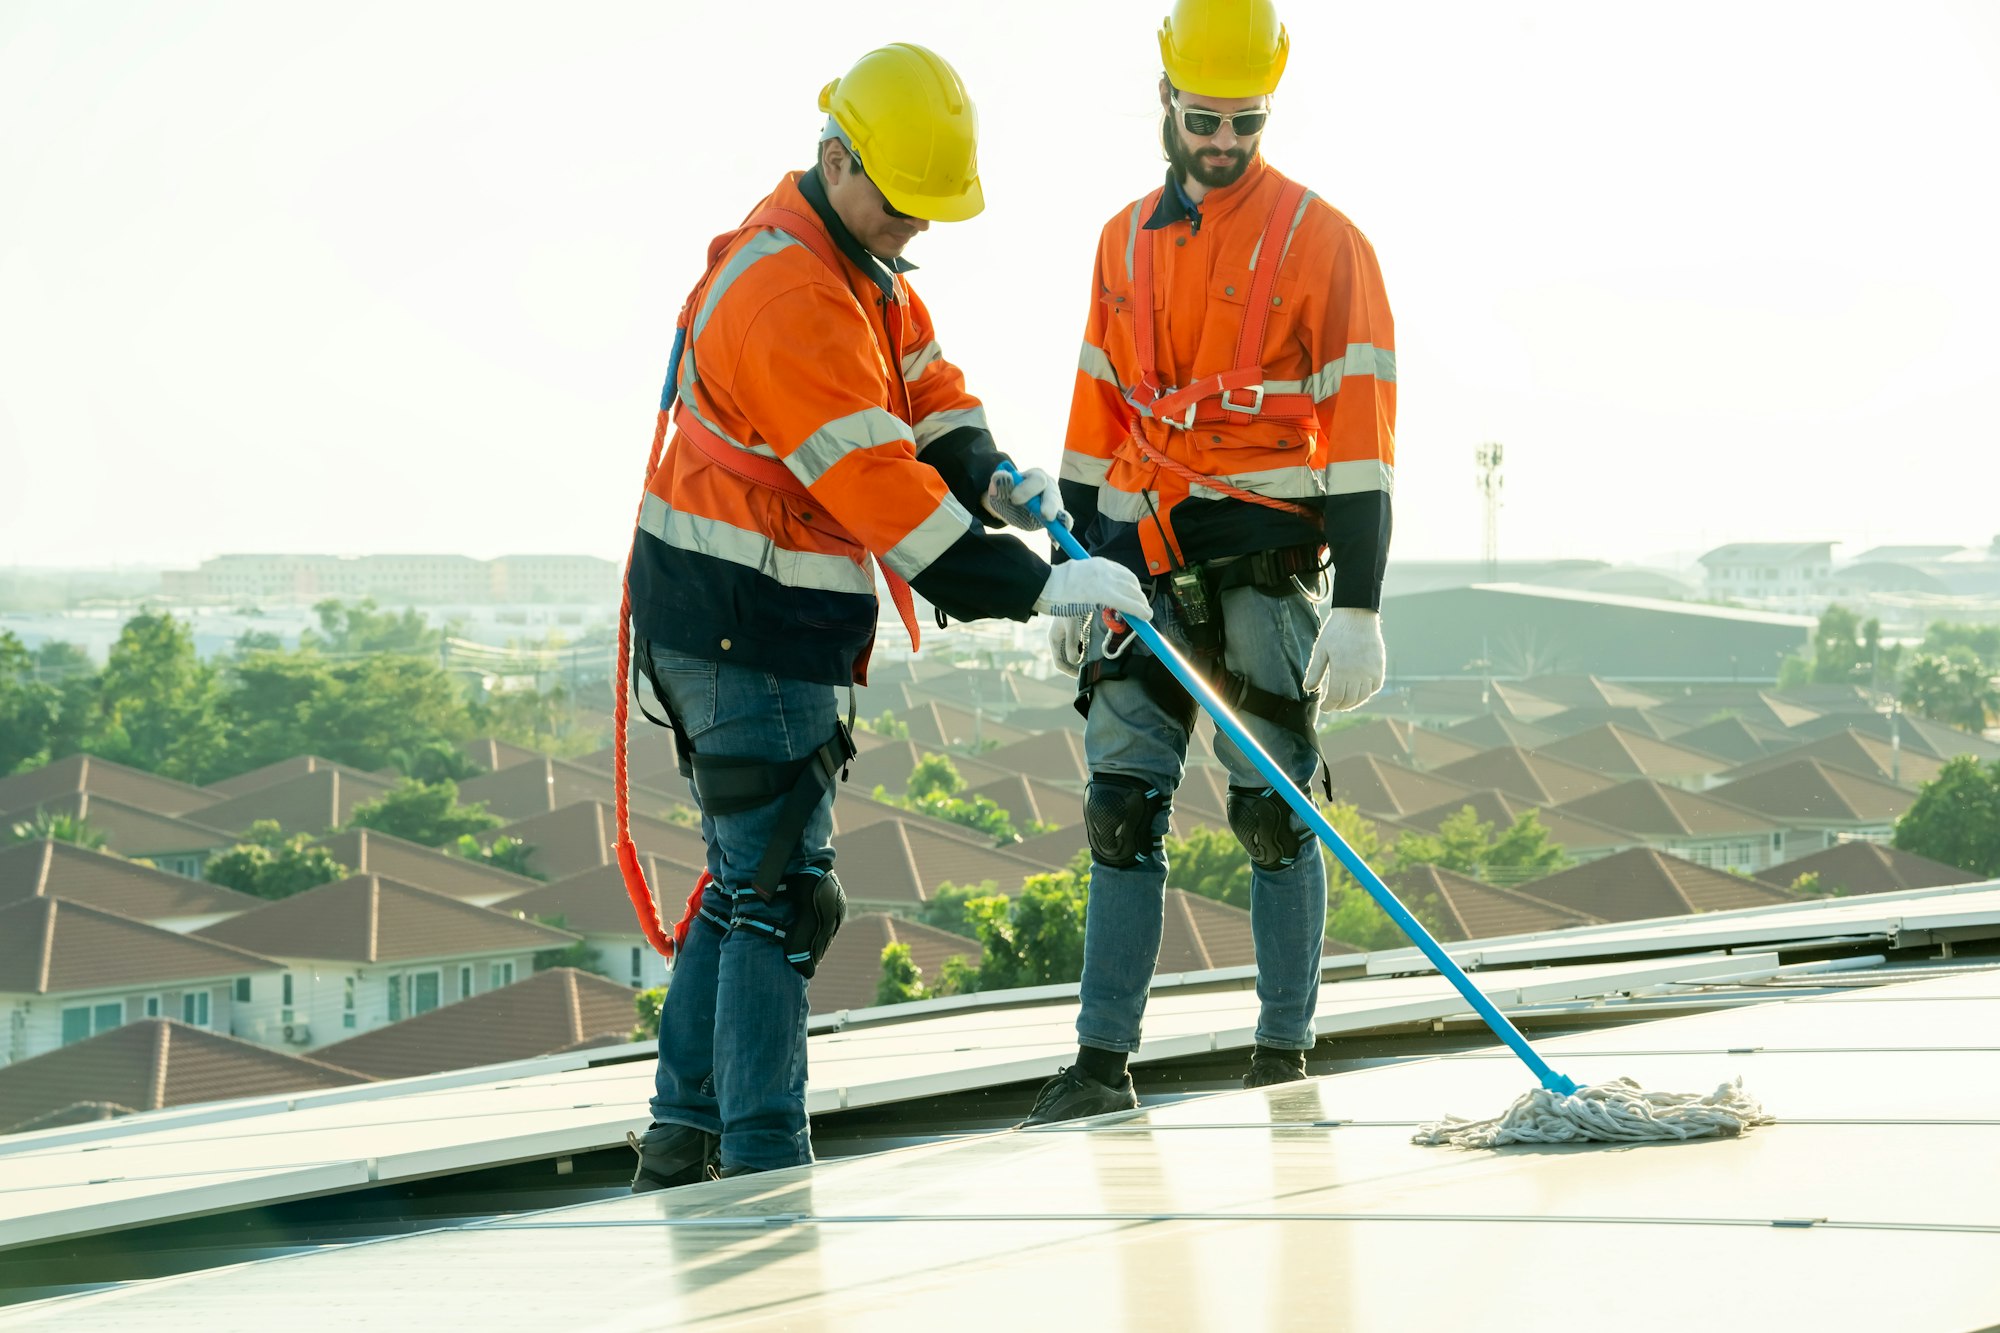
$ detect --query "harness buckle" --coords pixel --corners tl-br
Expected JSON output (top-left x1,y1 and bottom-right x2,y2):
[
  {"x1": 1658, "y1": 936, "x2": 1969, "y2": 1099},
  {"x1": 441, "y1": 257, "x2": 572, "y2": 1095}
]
[
  {"x1": 1160, "y1": 398, "x2": 1200, "y2": 431},
  {"x1": 1218, "y1": 383, "x2": 1265, "y2": 417}
]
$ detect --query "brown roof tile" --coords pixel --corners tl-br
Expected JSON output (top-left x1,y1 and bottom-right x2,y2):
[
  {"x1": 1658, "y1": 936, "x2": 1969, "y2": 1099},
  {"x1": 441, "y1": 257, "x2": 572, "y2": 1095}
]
[
  {"x1": 1704, "y1": 759, "x2": 1917, "y2": 825},
  {"x1": 831, "y1": 819, "x2": 1064, "y2": 905},
  {"x1": 899, "y1": 700, "x2": 1030, "y2": 753},
  {"x1": 1318, "y1": 719, "x2": 1483, "y2": 771},
  {"x1": 1667, "y1": 716, "x2": 1796, "y2": 765},
  {"x1": 0, "y1": 840, "x2": 260, "y2": 923},
  {"x1": 1717, "y1": 732, "x2": 1944, "y2": 788},
  {"x1": 1321, "y1": 754, "x2": 1484, "y2": 817},
  {"x1": 195, "y1": 874, "x2": 575, "y2": 964},
  {"x1": 2, "y1": 791, "x2": 235, "y2": 856},
  {"x1": 0, "y1": 1020, "x2": 368, "y2": 1133},
  {"x1": 1513, "y1": 676, "x2": 1666, "y2": 709},
  {"x1": 460, "y1": 738, "x2": 549, "y2": 773},
  {"x1": 961, "y1": 775, "x2": 1081, "y2": 830},
  {"x1": 1533, "y1": 725, "x2": 1731, "y2": 785},
  {"x1": 315, "y1": 829, "x2": 540, "y2": 904},
  {"x1": 1432, "y1": 747, "x2": 1618, "y2": 806},
  {"x1": 194, "y1": 770, "x2": 397, "y2": 836},
  {"x1": 309, "y1": 968, "x2": 638, "y2": 1079},
  {"x1": 0, "y1": 754, "x2": 220, "y2": 819},
  {"x1": 1440, "y1": 714, "x2": 1561, "y2": 751},
  {"x1": 1766, "y1": 841, "x2": 1982, "y2": 895},
  {"x1": 845, "y1": 742, "x2": 1015, "y2": 797},
  {"x1": 489, "y1": 801, "x2": 709, "y2": 881},
  {"x1": 1554, "y1": 779, "x2": 1783, "y2": 839},
  {"x1": 1391, "y1": 863, "x2": 1600, "y2": 942},
  {"x1": 976, "y1": 732, "x2": 1092, "y2": 786},
  {"x1": 1398, "y1": 790, "x2": 1638, "y2": 858},
  {"x1": 498, "y1": 853, "x2": 708, "y2": 937},
  {"x1": 1512, "y1": 847, "x2": 1795, "y2": 922},
  {"x1": 0, "y1": 898, "x2": 282, "y2": 995},
  {"x1": 206, "y1": 756, "x2": 383, "y2": 799},
  {"x1": 455, "y1": 756, "x2": 691, "y2": 822},
  {"x1": 1158, "y1": 889, "x2": 1258, "y2": 973},
  {"x1": 808, "y1": 913, "x2": 983, "y2": 1014}
]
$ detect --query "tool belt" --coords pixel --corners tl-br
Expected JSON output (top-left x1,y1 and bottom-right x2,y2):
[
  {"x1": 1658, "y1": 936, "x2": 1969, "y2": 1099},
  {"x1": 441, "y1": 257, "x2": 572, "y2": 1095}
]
[{"x1": 1074, "y1": 544, "x2": 1327, "y2": 745}]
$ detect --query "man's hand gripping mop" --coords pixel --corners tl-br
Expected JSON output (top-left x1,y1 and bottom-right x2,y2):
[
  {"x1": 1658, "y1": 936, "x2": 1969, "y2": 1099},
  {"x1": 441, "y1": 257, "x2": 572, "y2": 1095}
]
[{"x1": 1004, "y1": 463, "x2": 1772, "y2": 1148}]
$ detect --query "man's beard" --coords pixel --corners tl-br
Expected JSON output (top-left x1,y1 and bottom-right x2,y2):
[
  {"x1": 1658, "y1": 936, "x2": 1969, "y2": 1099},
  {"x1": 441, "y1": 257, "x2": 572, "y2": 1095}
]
[{"x1": 1166, "y1": 128, "x2": 1251, "y2": 190}]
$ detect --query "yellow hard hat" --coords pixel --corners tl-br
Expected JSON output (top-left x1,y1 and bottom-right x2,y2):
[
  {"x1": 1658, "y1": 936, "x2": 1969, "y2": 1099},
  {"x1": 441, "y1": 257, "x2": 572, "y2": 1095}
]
[
  {"x1": 818, "y1": 44, "x2": 984, "y2": 223},
  {"x1": 1158, "y1": 0, "x2": 1290, "y2": 98}
]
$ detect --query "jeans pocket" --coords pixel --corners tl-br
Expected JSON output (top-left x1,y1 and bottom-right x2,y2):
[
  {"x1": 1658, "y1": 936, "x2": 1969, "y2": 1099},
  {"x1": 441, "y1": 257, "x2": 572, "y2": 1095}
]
[{"x1": 648, "y1": 647, "x2": 719, "y2": 737}]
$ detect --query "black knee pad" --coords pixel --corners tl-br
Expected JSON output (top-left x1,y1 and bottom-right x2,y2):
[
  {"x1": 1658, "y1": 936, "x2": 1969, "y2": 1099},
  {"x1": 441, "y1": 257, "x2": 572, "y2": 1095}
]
[
  {"x1": 1086, "y1": 773, "x2": 1165, "y2": 869},
  {"x1": 1228, "y1": 785, "x2": 1305, "y2": 871},
  {"x1": 781, "y1": 865, "x2": 845, "y2": 979}
]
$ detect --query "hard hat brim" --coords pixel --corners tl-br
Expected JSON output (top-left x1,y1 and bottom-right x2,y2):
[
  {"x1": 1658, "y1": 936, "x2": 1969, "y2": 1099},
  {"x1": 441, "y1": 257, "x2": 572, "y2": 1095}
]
[{"x1": 881, "y1": 177, "x2": 985, "y2": 223}]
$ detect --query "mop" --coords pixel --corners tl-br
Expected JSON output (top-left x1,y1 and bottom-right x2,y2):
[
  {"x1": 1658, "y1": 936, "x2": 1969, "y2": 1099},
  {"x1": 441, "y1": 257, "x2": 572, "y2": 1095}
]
[{"x1": 1003, "y1": 465, "x2": 1773, "y2": 1149}]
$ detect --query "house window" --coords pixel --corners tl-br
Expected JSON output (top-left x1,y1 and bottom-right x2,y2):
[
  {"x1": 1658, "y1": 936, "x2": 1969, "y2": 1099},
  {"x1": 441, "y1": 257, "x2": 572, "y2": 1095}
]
[
  {"x1": 459, "y1": 965, "x2": 475, "y2": 1000},
  {"x1": 388, "y1": 974, "x2": 403, "y2": 1022},
  {"x1": 490, "y1": 961, "x2": 515, "y2": 989},
  {"x1": 281, "y1": 973, "x2": 295, "y2": 1023},
  {"x1": 631, "y1": 947, "x2": 642, "y2": 986},
  {"x1": 182, "y1": 991, "x2": 210, "y2": 1027},
  {"x1": 409, "y1": 971, "x2": 441, "y2": 1016},
  {"x1": 1772, "y1": 833, "x2": 1784, "y2": 851},
  {"x1": 234, "y1": 977, "x2": 251, "y2": 1003},
  {"x1": 343, "y1": 977, "x2": 356, "y2": 1029},
  {"x1": 61, "y1": 1008, "x2": 92, "y2": 1045},
  {"x1": 144, "y1": 995, "x2": 161, "y2": 1018}
]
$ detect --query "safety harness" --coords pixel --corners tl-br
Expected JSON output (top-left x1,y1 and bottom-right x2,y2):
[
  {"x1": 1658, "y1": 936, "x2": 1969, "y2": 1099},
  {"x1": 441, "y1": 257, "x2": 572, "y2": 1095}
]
[{"x1": 613, "y1": 204, "x2": 916, "y2": 957}]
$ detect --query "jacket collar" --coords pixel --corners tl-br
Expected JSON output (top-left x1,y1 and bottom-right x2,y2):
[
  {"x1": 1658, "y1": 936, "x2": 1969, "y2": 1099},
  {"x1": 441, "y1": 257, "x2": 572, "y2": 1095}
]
[
  {"x1": 795, "y1": 166, "x2": 916, "y2": 301},
  {"x1": 1143, "y1": 154, "x2": 1270, "y2": 231}
]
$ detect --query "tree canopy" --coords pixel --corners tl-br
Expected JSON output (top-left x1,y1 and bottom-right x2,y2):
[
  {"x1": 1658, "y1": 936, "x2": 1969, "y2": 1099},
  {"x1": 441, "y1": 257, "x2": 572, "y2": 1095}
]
[{"x1": 1894, "y1": 756, "x2": 2000, "y2": 878}]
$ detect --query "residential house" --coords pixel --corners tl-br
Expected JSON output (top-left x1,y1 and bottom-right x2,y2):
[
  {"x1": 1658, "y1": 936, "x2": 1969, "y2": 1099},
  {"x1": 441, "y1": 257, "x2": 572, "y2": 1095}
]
[
  {"x1": 315, "y1": 828, "x2": 541, "y2": 907},
  {"x1": 1698, "y1": 541, "x2": 1835, "y2": 604},
  {"x1": 1390, "y1": 864, "x2": 1600, "y2": 942},
  {"x1": 206, "y1": 756, "x2": 385, "y2": 799},
  {"x1": 1765, "y1": 842, "x2": 1984, "y2": 896},
  {"x1": 0, "y1": 753, "x2": 221, "y2": 820},
  {"x1": 0, "y1": 791, "x2": 235, "y2": 878},
  {"x1": 1716, "y1": 732, "x2": 1943, "y2": 789},
  {"x1": 0, "y1": 1019, "x2": 369, "y2": 1135},
  {"x1": 1533, "y1": 725, "x2": 1732, "y2": 790},
  {"x1": 456, "y1": 755, "x2": 693, "y2": 823},
  {"x1": 898, "y1": 700, "x2": 1029, "y2": 754},
  {"x1": 1511, "y1": 676, "x2": 1666, "y2": 711},
  {"x1": 193, "y1": 768, "x2": 397, "y2": 837},
  {"x1": 1704, "y1": 759, "x2": 1917, "y2": 856},
  {"x1": 1317, "y1": 719, "x2": 1483, "y2": 772},
  {"x1": 194, "y1": 874, "x2": 576, "y2": 1053},
  {"x1": 1398, "y1": 790, "x2": 1639, "y2": 867},
  {"x1": 1668, "y1": 716, "x2": 1796, "y2": 766},
  {"x1": 1530, "y1": 707, "x2": 1686, "y2": 741},
  {"x1": 486, "y1": 800, "x2": 708, "y2": 881},
  {"x1": 497, "y1": 853, "x2": 707, "y2": 990},
  {"x1": 1507, "y1": 847, "x2": 1795, "y2": 922},
  {"x1": 847, "y1": 741, "x2": 1016, "y2": 797},
  {"x1": 1785, "y1": 712, "x2": 2000, "y2": 763},
  {"x1": 311, "y1": 968, "x2": 639, "y2": 1080},
  {"x1": 810, "y1": 914, "x2": 985, "y2": 1014},
  {"x1": 1432, "y1": 747, "x2": 1617, "y2": 807},
  {"x1": 830, "y1": 818, "x2": 1065, "y2": 910},
  {"x1": 1553, "y1": 779, "x2": 1788, "y2": 872},
  {"x1": 1320, "y1": 754, "x2": 1482, "y2": 820},
  {"x1": 975, "y1": 732, "x2": 1092, "y2": 788},
  {"x1": 0, "y1": 898, "x2": 284, "y2": 1068},
  {"x1": 0, "y1": 839, "x2": 260, "y2": 932},
  {"x1": 1155, "y1": 889, "x2": 1262, "y2": 973},
  {"x1": 1441, "y1": 715, "x2": 1560, "y2": 752},
  {"x1": 461, "y1": 737, "x2": 553, "y2": 774}
]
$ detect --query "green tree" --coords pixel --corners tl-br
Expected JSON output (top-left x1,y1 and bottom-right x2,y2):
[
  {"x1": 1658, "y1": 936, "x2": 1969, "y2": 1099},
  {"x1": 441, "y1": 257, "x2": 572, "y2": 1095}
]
[
  {"x1": 1321, "y1": 801, "x2": 1451, "y2": 951},
  {"x1": 8, "y1": 809, "x2": 108, "y2": 850},
  {"x1": 632, "y1": 985, "x2": 667, "y2": 1040},
  {"x1": 876, "y1": 941, "x2": 929, "y2": 1005},
  {"x1": 1921, "y1": 622, "x2": 2000, "y2": 672},
  {"x1": 1900, "y1": 650, "x2": 1999, "y2": 732},
  {"x1": 528, "y1": 914, "x2": 604, "y2": 974},
  {"x1": 348, "y1": 779, "x2": 501, "y2": 846},
  {"x1": 403, "y1": 741, "x2": 483, "y2": 784},
  {"x1": 919, "y1": 880, "x2": 994, "y2": 938},
  {"x1": 0, "y1": 632, "x2": 61, "y2": 776},
  {"x1": 1389, "y1": 807, "x2": 1568, "y2": 879},
  {"x1": 87, "y1": 613, "x2": 230, "y2": 783},
  {"x1": 907, "y1": 753, "x2": 963, "y2": 801},
  {"x1": 855, "y1": 711, "x2": 910, "y2": 739},
  {"x1": 1788, "y1": 871, "x2": 1836, "y2": 898},
  {"x1": 453, "y1": 833, "x2": 541, "y2": 878},
  {"x1": 1164, "y1": 825, "x2": 1252, "y2": 909},
  {"x1": 1894, "y1": 756, "x2": 2000, "y2": 877},
  {"x1": 203, "y1": 821, "x2": 349, "y2": 899},
  {"x1": 301, "y1": 599, "x2": 442, "y2": 656}
]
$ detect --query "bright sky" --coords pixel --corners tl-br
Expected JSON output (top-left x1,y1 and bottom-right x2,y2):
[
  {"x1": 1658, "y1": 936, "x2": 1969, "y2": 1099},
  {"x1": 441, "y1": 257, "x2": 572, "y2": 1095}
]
[{"x1": 3, "y1": 1, "x2": 1997, "y2": 573}]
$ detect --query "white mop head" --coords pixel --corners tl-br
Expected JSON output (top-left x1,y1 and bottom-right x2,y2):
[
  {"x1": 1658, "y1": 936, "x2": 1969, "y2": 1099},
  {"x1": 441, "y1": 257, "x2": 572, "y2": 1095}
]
[{"x1": 1412, "y1": 1076, "x2": 1774, "y2": 1148}]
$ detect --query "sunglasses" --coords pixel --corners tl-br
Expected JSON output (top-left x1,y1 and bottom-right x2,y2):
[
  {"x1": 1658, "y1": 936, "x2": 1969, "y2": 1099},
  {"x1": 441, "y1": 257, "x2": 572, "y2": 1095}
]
[
  {"x1": 1173, "y1": 98, "x2": 1270, "y2": 138},
  {"x1": 849, "y1": 151, "x2": 916, "y2": 220}
]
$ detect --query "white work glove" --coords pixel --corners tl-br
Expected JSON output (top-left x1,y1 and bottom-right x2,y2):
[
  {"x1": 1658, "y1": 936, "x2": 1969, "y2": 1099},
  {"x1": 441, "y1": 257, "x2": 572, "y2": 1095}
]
[
  {"x1": 984, "y1": 466, "x2": 1069, "y2": 532},
  {"x1": 1033, "y1": 558, "x2": 1154, "y2": 623},
  {"x1": 1304, "y1": 607, "x2": 1386, "y2": 712},
  {"x1": 1046, "y1": 612, "x2": 1090, "y2": 676}
]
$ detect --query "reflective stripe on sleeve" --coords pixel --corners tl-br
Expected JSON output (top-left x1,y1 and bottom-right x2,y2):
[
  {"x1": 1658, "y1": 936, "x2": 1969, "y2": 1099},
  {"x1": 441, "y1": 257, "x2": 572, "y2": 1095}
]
[
  {"x1": 789, "y1": 407, "x2": 913, "y2": 486},
  {"x1": 881, "y1": 495, "x2": 978, "y2": 580},
  {"x1": 901, "y1": 339, "x2": 943, "y2": 382},
  {"x1": 912, "y1": 406, "x2": 989, "y2": 452},
  {"x1": 639, "y1": 494, "x2": 874, "y2": 595},
  {"x1": 1267, "y1": 343, "x2": 1399, "y2": 403},
  {"x1": 1059, "y1": 452, "x2": 1112, "y2": 485},
  {"x1": 1078, "y1": 340, "x2": 1123, "y2": 390}
]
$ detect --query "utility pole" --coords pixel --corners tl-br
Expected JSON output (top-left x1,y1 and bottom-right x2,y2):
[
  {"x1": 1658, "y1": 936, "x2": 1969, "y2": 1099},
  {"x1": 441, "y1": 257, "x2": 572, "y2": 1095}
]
[{"x1": 1475, "y1": 442, "x2": 1504, "y2": 584}]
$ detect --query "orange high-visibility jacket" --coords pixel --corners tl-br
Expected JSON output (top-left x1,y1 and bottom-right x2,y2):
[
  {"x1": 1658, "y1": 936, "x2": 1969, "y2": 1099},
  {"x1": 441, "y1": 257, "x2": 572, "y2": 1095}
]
[
  {"x1": 1060, "y1": 156, "x2": 1395, "y2": 609},
  {"x1": 627, "y1": 170, "x2": 1049, "y2": 685}
]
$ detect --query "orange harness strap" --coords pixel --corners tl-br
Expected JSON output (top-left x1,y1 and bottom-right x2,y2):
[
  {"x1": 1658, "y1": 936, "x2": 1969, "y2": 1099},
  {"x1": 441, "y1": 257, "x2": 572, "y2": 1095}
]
[
  {"x1": 614, "y1": 203, "x2": 920, "y2": 958},
  {"x1": 1118, "y1": 177, "x2": 1317, "y2": 571}
]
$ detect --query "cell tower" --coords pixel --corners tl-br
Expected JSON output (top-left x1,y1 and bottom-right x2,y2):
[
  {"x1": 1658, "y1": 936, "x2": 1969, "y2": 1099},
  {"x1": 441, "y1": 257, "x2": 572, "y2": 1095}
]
[{"x1": 1475, "y1": 442, "x2": 1504, "y2": 583}]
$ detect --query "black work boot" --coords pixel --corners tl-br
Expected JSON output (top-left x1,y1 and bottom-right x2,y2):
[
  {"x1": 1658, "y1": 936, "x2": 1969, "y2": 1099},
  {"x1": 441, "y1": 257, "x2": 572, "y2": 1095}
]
[
  {"x1": 1243, "y1": 1045, "x2": 1309, "y2": 1089},
  {"x1": 1016, "y1": 1066, "x2": 1140, "y2": 1127},
  {"x1": 628, "y1": 1122, "x2": 720, "y2": 1192}
]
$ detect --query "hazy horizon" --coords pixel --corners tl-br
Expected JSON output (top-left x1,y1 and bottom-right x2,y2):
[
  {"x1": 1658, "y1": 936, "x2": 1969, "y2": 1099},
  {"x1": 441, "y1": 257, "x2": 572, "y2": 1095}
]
[{"x1": 5, "y1": 1, "x2": 1998, "y2": 571}]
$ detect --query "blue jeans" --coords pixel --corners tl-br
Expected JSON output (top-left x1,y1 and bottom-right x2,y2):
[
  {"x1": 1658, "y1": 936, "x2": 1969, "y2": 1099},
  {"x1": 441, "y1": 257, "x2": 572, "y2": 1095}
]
[
  {"x1": 1077, "y1": 580, "x2": 1328, "y2": 1054},
  {"x1": 645, "y1": 648, "x2": 837, "y2": 1171}
]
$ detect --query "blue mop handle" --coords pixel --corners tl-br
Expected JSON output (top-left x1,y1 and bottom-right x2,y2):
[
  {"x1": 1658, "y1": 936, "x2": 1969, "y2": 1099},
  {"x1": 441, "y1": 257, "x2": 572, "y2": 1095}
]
[{"x1": 1007, "y1": 463, "x2": 1579, "y2": 1096}]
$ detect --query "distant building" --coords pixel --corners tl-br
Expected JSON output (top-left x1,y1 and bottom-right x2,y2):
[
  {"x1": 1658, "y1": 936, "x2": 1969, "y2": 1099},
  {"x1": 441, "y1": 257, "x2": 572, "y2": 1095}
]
[
  {"x1": 1697, "y1": 542, "x2": 1835, "y2": 605},
  {"x1": 160, "y1": 554, "x2": 618, "y2": 605}
]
